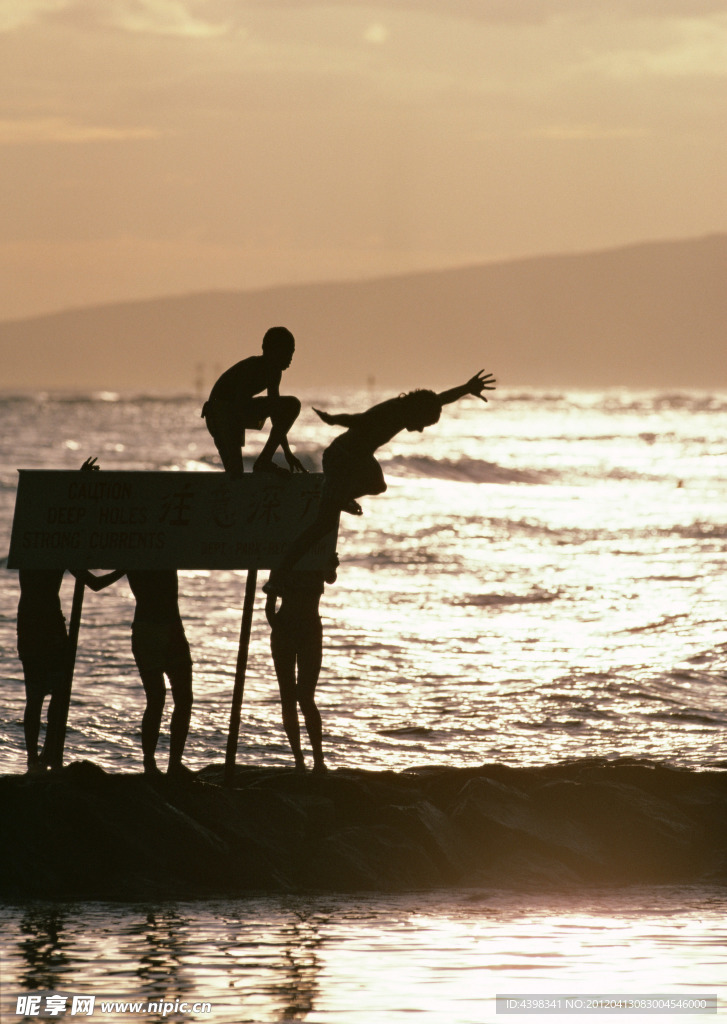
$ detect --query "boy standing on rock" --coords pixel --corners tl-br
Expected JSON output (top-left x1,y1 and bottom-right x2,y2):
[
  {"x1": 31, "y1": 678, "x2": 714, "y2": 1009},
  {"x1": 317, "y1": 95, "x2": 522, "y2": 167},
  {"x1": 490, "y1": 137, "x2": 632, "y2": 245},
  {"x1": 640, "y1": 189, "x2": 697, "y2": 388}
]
[{"x1": 201, "y1": 326, "x2": 306, "y2": 478}]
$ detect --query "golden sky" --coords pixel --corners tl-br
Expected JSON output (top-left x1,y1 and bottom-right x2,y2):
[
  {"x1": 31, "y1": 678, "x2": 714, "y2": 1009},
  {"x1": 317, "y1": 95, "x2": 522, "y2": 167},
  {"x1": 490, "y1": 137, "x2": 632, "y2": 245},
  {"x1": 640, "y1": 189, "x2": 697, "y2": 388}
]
[{"x1": 1, "y1": 0, "x2": 726, "y2": 319}]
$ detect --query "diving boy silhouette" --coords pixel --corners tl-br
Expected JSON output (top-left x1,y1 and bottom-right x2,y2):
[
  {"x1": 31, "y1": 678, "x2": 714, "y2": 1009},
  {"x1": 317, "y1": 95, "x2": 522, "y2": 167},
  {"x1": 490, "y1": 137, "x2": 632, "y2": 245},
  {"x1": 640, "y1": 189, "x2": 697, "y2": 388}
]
[
  {"x1": 201, "y1": 326, "x2": 305, "y2": 478},
  {"x1": 266, "y1": 370, "x2": 495, "y2": 583}
]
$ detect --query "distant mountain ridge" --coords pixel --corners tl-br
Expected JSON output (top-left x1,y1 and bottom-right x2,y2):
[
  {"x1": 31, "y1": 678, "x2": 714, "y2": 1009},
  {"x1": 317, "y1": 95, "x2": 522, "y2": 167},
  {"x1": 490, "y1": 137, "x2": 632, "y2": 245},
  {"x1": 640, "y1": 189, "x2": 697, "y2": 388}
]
[{"x1": 1, "y1": 235, "x2": 724, "y2": 391}]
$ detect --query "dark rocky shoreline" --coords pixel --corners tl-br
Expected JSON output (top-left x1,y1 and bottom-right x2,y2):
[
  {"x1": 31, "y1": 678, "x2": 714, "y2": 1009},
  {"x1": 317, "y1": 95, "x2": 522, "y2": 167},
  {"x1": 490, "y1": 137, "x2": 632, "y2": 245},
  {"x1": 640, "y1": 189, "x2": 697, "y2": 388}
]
[{"x1": 2, "y1": 758, "x2": 727, "y2": 899}]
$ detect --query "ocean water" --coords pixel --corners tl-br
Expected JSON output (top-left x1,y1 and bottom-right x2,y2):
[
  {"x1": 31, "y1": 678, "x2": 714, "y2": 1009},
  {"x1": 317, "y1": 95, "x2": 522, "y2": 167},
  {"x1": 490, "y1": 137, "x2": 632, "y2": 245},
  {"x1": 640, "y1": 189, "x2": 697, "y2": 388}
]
[
  {"x1": 1, "y1": 387, "x2": 727, "y2": 1021},
  {"x1": 0, "y1": 888, "x2": 725, "y2": 1023}
]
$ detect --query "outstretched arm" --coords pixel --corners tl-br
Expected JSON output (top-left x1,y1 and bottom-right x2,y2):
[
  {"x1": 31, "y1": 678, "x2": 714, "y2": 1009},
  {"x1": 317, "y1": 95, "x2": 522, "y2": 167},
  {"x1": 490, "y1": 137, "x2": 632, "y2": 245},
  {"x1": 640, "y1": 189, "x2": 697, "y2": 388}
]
[
  {"x1": 71, "y1": 569, "x2": 126, "y2": 592},
  {"x1": 314, "y1": 408, "x2": 360, "y2": 428},
  {"x1": 437, "y1": 370, "x2": 496, "y2": 408}
]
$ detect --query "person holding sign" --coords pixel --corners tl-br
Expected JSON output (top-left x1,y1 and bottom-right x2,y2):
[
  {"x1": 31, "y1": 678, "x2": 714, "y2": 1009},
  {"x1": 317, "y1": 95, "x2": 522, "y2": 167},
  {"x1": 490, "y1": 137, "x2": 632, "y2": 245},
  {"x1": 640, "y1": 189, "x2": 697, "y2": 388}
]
[
  {"x1": 201, "y1": 326, "x2": 306, "y2": 478},
  {"x1": 124, "y1": 570, "x2": 195, "y2": 780},
  {"x1": 265, "y1": 556, "x2": 338, "y2": 773},
  {"x1": 17, "y1": 567, "x2": 123, "y2": 773},
  {"x1": 17, "y1": 457, "x2": 124, "y2": 774},
  {"x1": 265, "y1": 370, "x2": 496, "y2": 586}
]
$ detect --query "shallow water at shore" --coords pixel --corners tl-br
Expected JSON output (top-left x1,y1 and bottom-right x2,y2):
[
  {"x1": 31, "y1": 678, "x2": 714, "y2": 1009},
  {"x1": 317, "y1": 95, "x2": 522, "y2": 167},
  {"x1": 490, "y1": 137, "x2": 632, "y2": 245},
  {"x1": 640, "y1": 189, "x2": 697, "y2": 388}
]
[{"x1": 2, "y1": 887, "x2": 725, "y2": 1024}]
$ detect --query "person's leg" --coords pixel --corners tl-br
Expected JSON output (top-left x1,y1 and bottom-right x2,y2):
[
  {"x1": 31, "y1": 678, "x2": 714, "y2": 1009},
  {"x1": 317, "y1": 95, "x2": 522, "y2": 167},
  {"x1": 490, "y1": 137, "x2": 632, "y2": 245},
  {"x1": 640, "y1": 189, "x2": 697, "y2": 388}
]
[
  {"x1": 296, "y1": 612, "x2": 325, "y2": 772},
  {"x1": 137, "y1": 671, "x2": 165, "y2": 773},
  {"x1": 132, "y1": 624, "x2": 167, "y2": 772},
  {"x1": 254, "y1": 396, "x2": 301, "y2": 469},
  {"x1": 42, "y1": 671, "x2": 68, "y2": 770},
  {"x1": 270, "y1": 617, "x2": 306, "y2": 770},
  {"x1": 204, "y1": 401, "x2": 245, "y2": 476},
  {"x1": 217, "y1": 439, "x2": 245, "y2": 477},
  {"x1": 166, "y1": 647, "x2": 193, "y2": 774},
  {"x1": 23, "y1": 683, "x2": 44, "y2": 771}
]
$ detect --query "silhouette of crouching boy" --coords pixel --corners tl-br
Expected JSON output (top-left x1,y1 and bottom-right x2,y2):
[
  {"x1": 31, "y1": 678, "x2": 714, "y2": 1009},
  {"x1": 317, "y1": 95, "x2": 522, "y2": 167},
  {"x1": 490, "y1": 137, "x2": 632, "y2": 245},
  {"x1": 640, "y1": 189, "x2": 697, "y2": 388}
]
[{"x1": 201, "y1": 326, "x2": 305, "y2": 478}]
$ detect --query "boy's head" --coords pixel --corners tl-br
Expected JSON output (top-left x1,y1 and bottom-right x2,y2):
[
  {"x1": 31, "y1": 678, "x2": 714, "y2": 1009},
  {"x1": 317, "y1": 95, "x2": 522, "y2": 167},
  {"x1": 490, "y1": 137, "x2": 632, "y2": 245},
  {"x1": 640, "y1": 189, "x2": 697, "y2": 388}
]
[
  {"x1": 262, "y1": 326, "x2": 295, "y2": 369},
  {"x1": 402, "y1": 389, "x2": 441, "y2": 431}
]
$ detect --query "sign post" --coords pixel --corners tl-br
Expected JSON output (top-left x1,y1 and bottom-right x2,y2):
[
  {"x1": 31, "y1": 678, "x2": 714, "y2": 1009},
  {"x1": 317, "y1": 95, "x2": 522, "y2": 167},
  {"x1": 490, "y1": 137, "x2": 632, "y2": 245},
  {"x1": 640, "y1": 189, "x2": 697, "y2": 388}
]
[
  {"x1": 53, "y1": 575, "x2": 86, "y2": 768},
  {"x1": 8, "y1": 470, "x2": 339, "y2": 775},
  {"x1": 225, "y1": 569, "x2": 258, "y2": 786}
]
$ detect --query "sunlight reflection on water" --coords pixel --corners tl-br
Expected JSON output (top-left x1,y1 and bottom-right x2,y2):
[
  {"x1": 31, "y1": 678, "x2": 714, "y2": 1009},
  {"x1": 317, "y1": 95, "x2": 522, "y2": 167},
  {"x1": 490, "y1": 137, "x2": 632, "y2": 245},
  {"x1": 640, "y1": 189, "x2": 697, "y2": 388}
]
[
  {"x1": 3, "y1": 387, "x2": 727, "y2": 1022},
  {"x1": 1, "y1": 388, "x2": 727, "y2": 775},
  {"x1": 1, "y1": 887, "x2": 725, "y2": 1023}
]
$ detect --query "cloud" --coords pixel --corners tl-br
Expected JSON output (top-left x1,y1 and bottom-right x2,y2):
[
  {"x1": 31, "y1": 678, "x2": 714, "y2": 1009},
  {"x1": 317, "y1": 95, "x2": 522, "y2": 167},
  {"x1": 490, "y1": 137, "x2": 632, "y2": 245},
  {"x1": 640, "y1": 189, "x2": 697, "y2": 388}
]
[
  {"x1": 234, "y1": 0, "x2": 727, "y2": 25},
  {"x1": 0, "y1": 0, "x2": 67, "y2": 31},
  {"x1": 8, "y1": 0, "x2": 726, "y2": 34},
  {"x1": 106, "y1": 0, "x2": 230, "y2": 38},
  {"x1": 1, "y1": 0, "x2": 231, "y2": 37},
  {"x1": 590, "y1": 15, "x2": 727, "y2": 79},
  {"x1": 0, "y1": 117, "x2": 164, "y2": 144}
]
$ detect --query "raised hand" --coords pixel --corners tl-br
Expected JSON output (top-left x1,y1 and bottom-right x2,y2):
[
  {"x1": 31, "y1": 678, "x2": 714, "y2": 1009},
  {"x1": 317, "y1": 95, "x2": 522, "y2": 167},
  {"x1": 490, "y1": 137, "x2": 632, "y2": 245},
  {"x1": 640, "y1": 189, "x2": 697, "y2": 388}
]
[
  {"x1": 80, "y1": 457, "x2": 100, "y2": 471},
  {"x1": 466, "y1": 370, "x2": 496, "y2": 403}
]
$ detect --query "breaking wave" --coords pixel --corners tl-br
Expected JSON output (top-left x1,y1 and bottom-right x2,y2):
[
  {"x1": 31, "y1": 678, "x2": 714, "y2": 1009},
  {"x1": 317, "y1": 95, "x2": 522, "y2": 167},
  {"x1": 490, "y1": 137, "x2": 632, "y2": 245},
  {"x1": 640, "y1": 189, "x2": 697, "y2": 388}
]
[
  {"x1": 453, "y1": 589, "x2": 560, "y2": 608},
  {"x1": 383, "y1": 454, "x2": 548, "y2": 485}
]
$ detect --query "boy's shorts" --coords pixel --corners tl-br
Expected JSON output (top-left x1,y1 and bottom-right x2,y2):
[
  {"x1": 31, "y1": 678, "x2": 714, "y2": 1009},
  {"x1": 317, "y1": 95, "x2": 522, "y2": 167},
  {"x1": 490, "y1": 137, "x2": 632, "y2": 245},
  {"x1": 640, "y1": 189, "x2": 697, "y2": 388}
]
[
  {"x1": 271, "y1": 601, "x2": 322, "y2": 647},
  {"x1": 20, "y1": 634, "x2": 69, "y2": 698},
  {"x1": 202, "y1": 398, "x2": 267, "y2": 437},
  {"x1": 22, "y1": 662, "x2": 67, "y2": 701},
  {"x1": 266, "y1": 570, "x2": 325, "y2": 599},
  {"x1": 202, "y1": 398, "x2": 268, "y2": 473},
  {"x1": 132, "y1": 619, "x2": 192, "y2": 676},
  {"x1": 321, "y1": 437, "x2": 381, "y2": 509}
]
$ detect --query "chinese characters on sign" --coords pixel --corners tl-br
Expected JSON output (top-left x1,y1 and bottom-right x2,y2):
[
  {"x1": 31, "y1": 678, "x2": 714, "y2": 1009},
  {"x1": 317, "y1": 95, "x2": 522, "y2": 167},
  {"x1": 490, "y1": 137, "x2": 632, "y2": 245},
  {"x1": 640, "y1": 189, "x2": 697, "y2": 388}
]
[{"x1": 8, "y1": 472, "x2": 337, "y2": 571}]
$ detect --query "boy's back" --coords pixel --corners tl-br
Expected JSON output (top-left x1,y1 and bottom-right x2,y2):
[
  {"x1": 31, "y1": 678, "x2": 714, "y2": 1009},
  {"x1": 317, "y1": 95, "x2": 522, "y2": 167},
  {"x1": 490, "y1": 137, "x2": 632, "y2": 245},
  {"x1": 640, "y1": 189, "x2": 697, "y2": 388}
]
[
  {"x1": 208, "y1": 355, "x2": 278, "y2": 405},
  {"x1": 127, "y1": 570, "x2": 181, "y2": 623}
]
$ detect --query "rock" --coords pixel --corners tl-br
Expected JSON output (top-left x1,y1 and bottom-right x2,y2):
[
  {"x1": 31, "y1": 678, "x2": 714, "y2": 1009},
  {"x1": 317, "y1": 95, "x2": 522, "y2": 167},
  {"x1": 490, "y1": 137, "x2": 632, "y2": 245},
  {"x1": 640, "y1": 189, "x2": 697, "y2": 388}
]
[{"x1": 1, "y1": 758, "x2": 727, "y2": 898}]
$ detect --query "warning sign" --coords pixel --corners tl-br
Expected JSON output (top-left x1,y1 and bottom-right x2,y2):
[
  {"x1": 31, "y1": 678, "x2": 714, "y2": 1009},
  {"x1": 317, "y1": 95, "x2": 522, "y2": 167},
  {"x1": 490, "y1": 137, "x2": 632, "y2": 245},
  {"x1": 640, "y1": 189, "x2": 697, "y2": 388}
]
[{"x1": 7, "y1": 471, "x2": 338, "y2": 570}]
